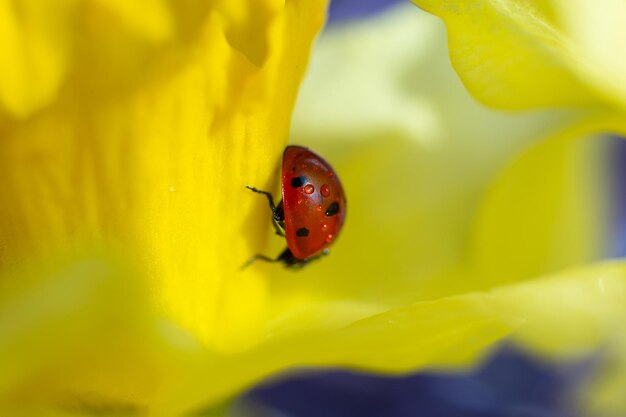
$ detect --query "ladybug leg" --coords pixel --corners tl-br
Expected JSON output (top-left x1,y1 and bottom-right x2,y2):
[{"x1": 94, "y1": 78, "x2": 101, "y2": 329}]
[
  {"x1": 241, "y1": 253, "x2": 279, "y2": 269},
  {"x1": 246, "y1": 185, "x2": 285, "y2": 236},
  {"x1": 241, "y1": 247, "x2": 290, "y2": 269},
  {"x1": 242, "y1": 248, "x2": 329, "y2": 270},
  {"x1": 242, "y1": 248, "x2": 300, "y2": 269},
  {"x1": 272, "y1": 201, "x2": 286, "y2": 236}
]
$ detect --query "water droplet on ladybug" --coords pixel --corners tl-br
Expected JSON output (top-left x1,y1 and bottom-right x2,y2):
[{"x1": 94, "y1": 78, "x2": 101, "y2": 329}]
[
  {"x1": 304, "y1": 184, "x2": 315, "y2": 194},
  {"x1": 320, "y1": 184, "x2": 330, "y2": 197},
  {"x1": 316, "y1": 205, "x2": 323, "y2": 212},
  {"x1": 325, "y1": 233, "x2": 334, "y2": 243},
  {"x1": 321, "y1": 223, "x2": 329, "y2": 232}
]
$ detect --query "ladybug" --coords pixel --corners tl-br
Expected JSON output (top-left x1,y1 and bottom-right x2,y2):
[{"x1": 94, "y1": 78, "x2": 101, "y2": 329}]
[{"x1": 245, "y1": 145, "x2": 346, "y2": 268}]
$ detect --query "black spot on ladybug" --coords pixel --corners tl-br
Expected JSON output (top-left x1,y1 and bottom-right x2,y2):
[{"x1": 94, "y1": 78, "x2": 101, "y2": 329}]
[
  {"x1": 296, "y1": 227, "x2": 310, "y2": 237},
  {"x1": 325, "y1": 202, "x2": 340, "y2": 217},
  {"x1": 290, "y1": 176, "x2": 306, "y2": 188}
]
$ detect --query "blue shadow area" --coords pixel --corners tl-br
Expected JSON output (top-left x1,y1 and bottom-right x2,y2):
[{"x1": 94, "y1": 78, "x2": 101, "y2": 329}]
[
  {"x1": 611, "y1": 137, "x2": 626, "y2": 257},
  {"x1": 241, "y1": 347, "x2": 592, "y2": 417},
  {"x1": 327, "y1": 0, "x2": 406, "y2": 24}
]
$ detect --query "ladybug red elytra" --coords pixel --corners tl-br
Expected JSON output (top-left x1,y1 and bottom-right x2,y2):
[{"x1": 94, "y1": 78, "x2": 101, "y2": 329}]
[{"x1": 245, "y1": 145, "x2": 346, "y2": 269}]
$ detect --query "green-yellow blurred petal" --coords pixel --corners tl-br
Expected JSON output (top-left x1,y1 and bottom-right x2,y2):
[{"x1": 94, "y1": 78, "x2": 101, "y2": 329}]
[
  {"x1": 269, "y1": 5, "x2": 600, "y2": 326},
  {"x1": 471, "y1": 116, "x2": 626, "y2": 288},
  {"x1": 493, "y1": 261, "x2": 626, "y2": 357},
  {"x1": 0, "y1": 255, "x2": 176, "y2": 412}
]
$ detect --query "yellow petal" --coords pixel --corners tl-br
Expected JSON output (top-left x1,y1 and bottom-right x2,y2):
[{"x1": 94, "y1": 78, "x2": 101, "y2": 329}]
[
  {"x1": 0, "y1": 0, "x2": 76, "y2": 118},
  {"x1": 410, "y1": 0, "x2": 600, "y2": 109},
  {"x1": 92, "y1": 0, "x2": 173, "y2": 42},
  {"x1": 0, "y1": 0, "x2": 326, "y2": 355},
  {"x1": 0, "y1": 0, "x2": 176, "y2": 119},
  {"x1": 0, "y1": 255, "x2": 173, "y2": 412}
]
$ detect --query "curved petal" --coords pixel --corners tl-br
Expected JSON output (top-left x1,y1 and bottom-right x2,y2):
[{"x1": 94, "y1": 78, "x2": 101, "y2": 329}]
[
  {"x1": 470, "y1": 115, "x2": 626, "y2": 288},
  {"x1": 410, "y1": 0, "x2": 623, "y2": 110},
  {"x1": 159, "y1": 261, "x2": 626, "y2": 415},
  {"x1": 553, "y1": 0, "x2": 626, "y2": 110}
]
